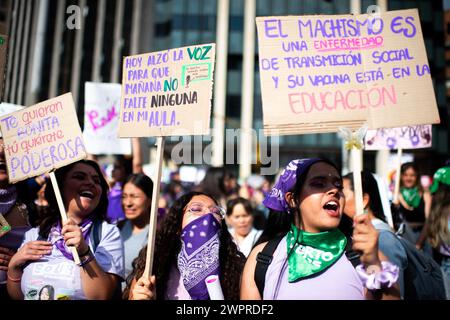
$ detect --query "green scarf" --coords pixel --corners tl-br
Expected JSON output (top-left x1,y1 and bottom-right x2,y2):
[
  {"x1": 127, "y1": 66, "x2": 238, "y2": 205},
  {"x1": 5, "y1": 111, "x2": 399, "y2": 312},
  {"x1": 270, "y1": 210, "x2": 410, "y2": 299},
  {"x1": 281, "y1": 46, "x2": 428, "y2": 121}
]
[
  {"x1": 287, "y1": 224, "x2": 347, "y2": 282},
  {"x1": 401, "y1": 187, "x2": 421, "y2": 208}
]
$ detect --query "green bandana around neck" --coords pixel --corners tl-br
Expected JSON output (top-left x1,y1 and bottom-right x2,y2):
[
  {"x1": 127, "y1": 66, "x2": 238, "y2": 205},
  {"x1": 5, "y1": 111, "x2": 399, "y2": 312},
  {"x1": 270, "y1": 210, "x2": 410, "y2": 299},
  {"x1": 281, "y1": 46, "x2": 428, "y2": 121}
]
[
  {"x1": 286, "y1": 224, "x2": 347, "y2": 282},
  {"x1": 401, "y1": 187, "x2": 421, "y2": 208}
]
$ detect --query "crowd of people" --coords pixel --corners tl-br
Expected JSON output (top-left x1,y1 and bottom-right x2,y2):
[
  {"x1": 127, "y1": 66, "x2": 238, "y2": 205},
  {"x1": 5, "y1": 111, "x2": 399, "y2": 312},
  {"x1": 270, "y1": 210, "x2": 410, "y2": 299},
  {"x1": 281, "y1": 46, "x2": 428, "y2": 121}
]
[{"x1": 0, "y1": 137, "x2": 449, "y2": 300}]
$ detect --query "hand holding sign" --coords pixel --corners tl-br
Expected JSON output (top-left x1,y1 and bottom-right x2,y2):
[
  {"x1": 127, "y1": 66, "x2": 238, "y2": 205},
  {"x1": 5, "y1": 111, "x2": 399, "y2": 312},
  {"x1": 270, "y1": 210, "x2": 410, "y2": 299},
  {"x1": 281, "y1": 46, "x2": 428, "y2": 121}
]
[
  {"x1": 119, "y1": 44, "x2": 216, "y2": 280},
  {"x1": 0, "y1": 93, "x2": 87, "y2": 263}
]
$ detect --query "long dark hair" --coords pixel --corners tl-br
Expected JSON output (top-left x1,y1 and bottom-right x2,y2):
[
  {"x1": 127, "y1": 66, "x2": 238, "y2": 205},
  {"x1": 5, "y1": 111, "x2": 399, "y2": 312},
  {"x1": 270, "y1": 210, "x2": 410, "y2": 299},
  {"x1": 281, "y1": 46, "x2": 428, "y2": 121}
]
[
  {"x1": 343, "y1": 171, "x2": 386, "y2": 222},
  {"x1": 123, "y1": 173, "x2": 154, "y2": 199},
  {"x1": 426, "y1": 184, "x2": 450, "y2": 248},
  {"x1": 226, "y1": 197, "x2": 254, "y2": 217},
  {"x1": 123, "y1": 191, "x2": 245, "y2": 300},
  {"x1": 40, "y1": 159, "x2": 109, "y2": 239}
]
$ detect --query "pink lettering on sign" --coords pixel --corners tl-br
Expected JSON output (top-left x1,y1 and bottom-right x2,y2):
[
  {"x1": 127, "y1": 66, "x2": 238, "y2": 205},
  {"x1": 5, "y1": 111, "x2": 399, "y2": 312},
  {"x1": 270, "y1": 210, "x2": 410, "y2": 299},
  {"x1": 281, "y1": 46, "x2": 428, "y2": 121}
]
[
  {"x1": 21, "y1": 101, "x2": 63, "y2": 125},
  {"x1": 87, "y1": 104, "x2": 118, "y2": 131},
  {"x1": 288, "y1": 85, "x2": 397, "y2": 114},
  {"x1": 313, "y1": 36, "x2": 384, "y2": 52}
]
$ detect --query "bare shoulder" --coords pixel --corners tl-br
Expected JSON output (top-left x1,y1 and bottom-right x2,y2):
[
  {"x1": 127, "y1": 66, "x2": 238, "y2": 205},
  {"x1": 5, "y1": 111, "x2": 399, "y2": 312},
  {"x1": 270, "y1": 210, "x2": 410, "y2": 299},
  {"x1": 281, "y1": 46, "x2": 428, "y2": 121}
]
[{"x1": 240, "y1": 241, "x2": 268, "y2": 300}]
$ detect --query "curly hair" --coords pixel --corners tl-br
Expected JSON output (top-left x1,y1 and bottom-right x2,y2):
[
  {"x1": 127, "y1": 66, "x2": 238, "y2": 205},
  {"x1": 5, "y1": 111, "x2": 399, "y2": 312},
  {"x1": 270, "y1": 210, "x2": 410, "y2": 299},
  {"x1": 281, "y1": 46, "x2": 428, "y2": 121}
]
[
  {"x1": 39, "y1": 159, "x2": 109, "y2": 239},
  {"x1": 123, "y1": 191, "x2": 245, "y2": 300}
]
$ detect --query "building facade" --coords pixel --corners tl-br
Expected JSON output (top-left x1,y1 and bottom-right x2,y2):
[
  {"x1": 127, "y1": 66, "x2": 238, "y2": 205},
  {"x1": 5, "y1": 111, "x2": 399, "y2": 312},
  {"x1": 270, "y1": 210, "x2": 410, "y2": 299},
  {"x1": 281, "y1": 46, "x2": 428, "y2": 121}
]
[{"x1": 1, "y1": 0, "x2": 448, "y2": 178}]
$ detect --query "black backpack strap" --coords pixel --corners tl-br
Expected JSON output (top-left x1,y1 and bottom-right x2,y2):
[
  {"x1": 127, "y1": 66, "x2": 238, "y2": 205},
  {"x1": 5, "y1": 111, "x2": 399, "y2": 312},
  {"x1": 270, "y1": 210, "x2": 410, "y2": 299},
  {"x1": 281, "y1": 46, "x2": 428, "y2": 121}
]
[
  {"x1": 90, "y1": 219, "x2": 102, "y2": 253},
  {"x1": 254, "y1": 234, "x2": 285, "y2": 298}
]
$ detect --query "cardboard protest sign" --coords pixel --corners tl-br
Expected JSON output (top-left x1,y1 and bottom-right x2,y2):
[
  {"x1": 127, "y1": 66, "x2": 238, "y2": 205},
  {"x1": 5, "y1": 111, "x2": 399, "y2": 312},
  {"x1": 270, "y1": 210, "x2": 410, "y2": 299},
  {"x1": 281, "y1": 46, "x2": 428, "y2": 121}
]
[
  {"x1": 83, "y1": 82, "x2": 131, "y2": 155},
  {"x1": 364, "y1": 124, "x2": 432, "y2": 150},
  {"x1": 0, "y1": 35, "x2": 8, "y2": 101},
  {"x1": 0, "y1": 103, "x2": 24, "y2": 137},
  {"x1": 118, "y1": 43, "x2": 216, "y2": 137},
  {"x1": 256, "y1": 9, "x2": 440, "y2": 136},
  {"x1": 0, "y1": 93, "x2": 87, "y2": 183}
]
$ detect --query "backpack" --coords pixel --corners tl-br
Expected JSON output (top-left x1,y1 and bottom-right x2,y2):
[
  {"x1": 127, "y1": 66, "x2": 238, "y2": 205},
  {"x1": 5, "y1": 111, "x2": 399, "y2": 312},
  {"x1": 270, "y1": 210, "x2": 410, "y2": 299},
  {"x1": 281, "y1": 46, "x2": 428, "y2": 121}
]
[
  {"x1": 254, "y1": 234, "x2": 360, "y2": 297},
  {"x1": 395, "y1": 236, "x2": 447, "y2": 300},
  {"x1": 254, "y1": 233, "x2": 447, "y2": 300}
]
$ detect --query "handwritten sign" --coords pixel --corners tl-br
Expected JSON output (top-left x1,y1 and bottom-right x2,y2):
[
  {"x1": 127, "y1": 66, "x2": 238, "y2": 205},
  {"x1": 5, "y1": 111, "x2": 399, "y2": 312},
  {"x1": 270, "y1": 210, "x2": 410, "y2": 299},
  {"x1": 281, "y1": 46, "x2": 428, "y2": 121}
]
[
  {"x1": 364, "y1": 124, "x2": 432, "y2": 150},
  {"x1": 0, "y1": 35, "x2": 8, "y2": 101},
  {"x1": 118, "y1": 43, "x2": 216, "y2": 137},
  {"x1": 0, "y1": 93, "x2": 87, "y2": 183},
  {"x1": 83, "y1": 82, "x2": 131, "y2": 155},
  {"x1": 256, "y1": 9, "x2": 440, "y2": 136},
  {"x1": 0, "y1": 103, "x2": 24, "y2": 137}
]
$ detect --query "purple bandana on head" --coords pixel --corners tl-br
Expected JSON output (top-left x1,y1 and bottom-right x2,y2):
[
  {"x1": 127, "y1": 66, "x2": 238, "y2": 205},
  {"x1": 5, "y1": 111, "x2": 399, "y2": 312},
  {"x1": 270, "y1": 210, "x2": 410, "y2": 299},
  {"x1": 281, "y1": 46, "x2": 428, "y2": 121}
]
[
  {"x1": 49, "y1": 218, "x2": 94, "y2": 261},
  {"x1": 263, "y1": 158, "x2": 323, "y2": 213},
  {"x1": 177, "y1": 213, "x2": 221, "y2": 300}
]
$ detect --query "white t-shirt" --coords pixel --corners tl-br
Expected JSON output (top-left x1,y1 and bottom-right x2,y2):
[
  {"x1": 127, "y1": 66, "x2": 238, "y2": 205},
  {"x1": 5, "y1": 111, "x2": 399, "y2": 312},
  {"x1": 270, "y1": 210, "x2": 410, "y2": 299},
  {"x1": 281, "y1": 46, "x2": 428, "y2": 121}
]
[
  {"x1": 20, "y1": 222, "x2": 124, "y2": 300},
  {"x1": 231, "y1": 228, "x2": 262, "y2": 257}
]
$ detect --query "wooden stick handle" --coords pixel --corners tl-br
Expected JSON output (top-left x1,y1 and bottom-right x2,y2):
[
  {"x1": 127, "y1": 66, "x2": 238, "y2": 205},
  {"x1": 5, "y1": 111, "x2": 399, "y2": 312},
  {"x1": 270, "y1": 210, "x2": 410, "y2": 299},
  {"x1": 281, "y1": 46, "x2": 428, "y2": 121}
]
[
  {"x1": 352, "y1": 149, "x2": 364, "y2": 216},
  {"x1": 393, "y1": 148, "x2": 403, "y2": 204},
  {"x1": 50, "y1": 172, "x2": 80, "y2": 264},
  {"x1": 143, "y1": 137, "x2": 165, "y2": 279}
]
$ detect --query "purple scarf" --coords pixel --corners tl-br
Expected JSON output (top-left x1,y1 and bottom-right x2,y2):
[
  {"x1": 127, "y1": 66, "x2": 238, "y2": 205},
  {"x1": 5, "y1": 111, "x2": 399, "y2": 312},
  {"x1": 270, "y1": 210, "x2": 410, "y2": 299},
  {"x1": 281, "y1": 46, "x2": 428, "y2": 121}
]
[
  {"x1": 177, "y1": 214, "x2": 221, "y2": 300},
  {"x1": 0, "y1": 185, "x2": 18, "y2": 214},
  {"x1": 49, "y1": 218, "x2": 94, "y2": 261}
]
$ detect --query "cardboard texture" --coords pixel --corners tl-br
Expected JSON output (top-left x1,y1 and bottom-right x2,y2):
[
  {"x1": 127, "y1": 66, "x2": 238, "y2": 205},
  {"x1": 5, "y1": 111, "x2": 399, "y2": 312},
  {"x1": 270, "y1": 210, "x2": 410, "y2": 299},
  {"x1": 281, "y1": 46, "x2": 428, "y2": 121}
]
[
  {"x1": 83, "y1": 82, "x2": 131, "y2": 155},
  {"x1": 364, "y1": 124, "x2": 432, "y2": 150},
  {"x1": 119, "y1": 43, "x2": 216, "y2": 137},
  {"x1": 0, "y1": 93, "x2": 87, "y2": 183},
  {"x1": 256, "y1": 9, "x2": 440, "y2": 136}
]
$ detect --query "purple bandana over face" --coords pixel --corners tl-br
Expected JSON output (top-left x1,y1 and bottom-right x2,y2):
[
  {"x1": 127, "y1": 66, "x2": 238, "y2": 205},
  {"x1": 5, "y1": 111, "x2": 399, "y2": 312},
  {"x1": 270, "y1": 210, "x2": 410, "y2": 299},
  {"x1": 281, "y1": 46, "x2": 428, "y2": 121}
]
[
  {"x1": 263, "y1": 158, "x2": 323, "y2": 213},
  {"x1": 49, "y1": 218, "x2": 94, "y2": 261},
  {"x1": 177, "y1": 213, "x2": 221, "y2": 300}
]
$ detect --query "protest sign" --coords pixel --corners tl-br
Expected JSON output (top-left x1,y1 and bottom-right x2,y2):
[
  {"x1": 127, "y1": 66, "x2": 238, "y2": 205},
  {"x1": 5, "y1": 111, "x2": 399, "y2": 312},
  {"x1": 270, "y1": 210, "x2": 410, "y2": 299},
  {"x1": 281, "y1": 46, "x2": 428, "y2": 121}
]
[
  {"x1": 256, "y1": 9, "x2": 440, "y2": 136},
  {"x1": 0, "y1": 93, "x2": 87, "y2": 183},
  {"x1": 119, "y1": 43, "x2": 216, "y2": 278},
  {"x1": 0, "y1": 35, "x2": 8, "y2": 101},
  {"x1": 0, "y1": 103, "x2": 24, "y2": 137},
  {"x1": 119, "y1": 43, "x2": 216, "y2": 137},
  {"x1": 83, "y1": 82, "x2": 131, "y2": 155},
  {"x1": 364, "y1": 124, "x2": 431, "y2": 150}
]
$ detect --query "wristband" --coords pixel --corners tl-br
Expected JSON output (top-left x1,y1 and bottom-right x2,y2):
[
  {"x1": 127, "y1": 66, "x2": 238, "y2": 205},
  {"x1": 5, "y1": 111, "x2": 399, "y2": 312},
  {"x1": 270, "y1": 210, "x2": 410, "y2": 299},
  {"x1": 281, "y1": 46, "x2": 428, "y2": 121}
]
[
  {"x1": 78, "y1": 246, "x2": 91, "y2": 257},
  {"x1": 77, "y1": 250, "x2": 94, "y2": 267},
  {"x1": 355, "y1": 261, "x2": 399, "y2": 291}
]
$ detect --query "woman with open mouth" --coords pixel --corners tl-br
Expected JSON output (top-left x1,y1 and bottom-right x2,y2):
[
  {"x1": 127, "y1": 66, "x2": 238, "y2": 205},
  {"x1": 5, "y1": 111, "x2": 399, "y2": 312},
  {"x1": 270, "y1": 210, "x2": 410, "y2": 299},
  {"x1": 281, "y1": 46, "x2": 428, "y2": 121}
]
[
  {"x1": 240, "y1": 158, "x2": 401, "y2": 300},
  {"x1": 6, "y1": 159, "x2": 124, "y2": 300}
]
